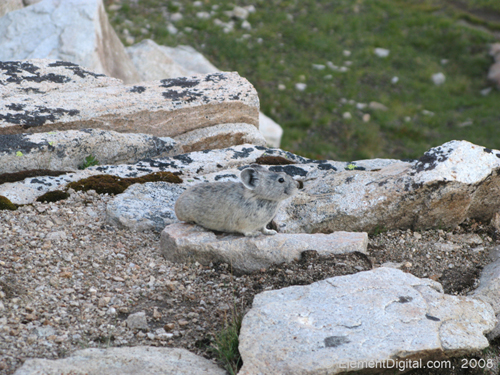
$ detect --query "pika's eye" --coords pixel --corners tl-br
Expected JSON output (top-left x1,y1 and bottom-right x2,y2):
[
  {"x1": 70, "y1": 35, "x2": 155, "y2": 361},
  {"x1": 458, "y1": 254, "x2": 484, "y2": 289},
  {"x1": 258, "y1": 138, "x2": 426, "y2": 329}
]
[{"x1": 278, "y1": 177, "x2": 285, "y2": 183}]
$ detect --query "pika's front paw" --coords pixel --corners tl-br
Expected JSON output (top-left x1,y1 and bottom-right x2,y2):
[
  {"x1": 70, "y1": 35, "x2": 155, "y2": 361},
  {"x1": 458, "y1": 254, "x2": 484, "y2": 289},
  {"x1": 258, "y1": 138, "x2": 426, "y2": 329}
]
[{"x1": 261, "y1": 227, "x2": 277, "y2": 235}]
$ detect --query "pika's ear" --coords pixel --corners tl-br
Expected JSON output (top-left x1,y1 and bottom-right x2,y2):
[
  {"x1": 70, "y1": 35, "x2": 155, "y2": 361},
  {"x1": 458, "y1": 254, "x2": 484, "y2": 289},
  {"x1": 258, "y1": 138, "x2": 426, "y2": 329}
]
[{"x1": 241, "y1": 167, "x2": 259, "y2": 190}]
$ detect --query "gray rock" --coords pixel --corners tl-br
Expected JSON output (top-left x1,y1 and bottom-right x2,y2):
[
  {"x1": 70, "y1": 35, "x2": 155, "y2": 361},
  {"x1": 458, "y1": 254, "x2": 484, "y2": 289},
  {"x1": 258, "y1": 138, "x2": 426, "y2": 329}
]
[
  {"x1": 488, "y1": 43, "x2": 500, "y2": 87},
  {"x1": 0, "y1": 0, "x2": 141, "y2": 84},
  {"x1": 106, "y1": 182, "x2": 186, "y2": 232},
  {"x1": 471, "y1": 253, "x2": 500, "y2": 340},
  {"x1": 0, "y1": 60, "x2": 259, "y2": 140},
  {"x1": 276, "y1": 140, "x2": 500, "y2": 233},
  {"x1": 0, "y1": 129, "x2": 177, "y2": 174},
  {"x1": 126, "y1": 311, "x2": 148, "y2": 330},
  {"x1": 14, "y1": 346, "x2": 225, "y2": 375},
  {"x1": 160, "y1": 223, "x2": 368, "y2": 273},
  {"x1": 238, "y1": 267, "x2": 496, "y2": 375},
  {"x1": 126, "y1": 38, "x2": 283, "y2": 147}
]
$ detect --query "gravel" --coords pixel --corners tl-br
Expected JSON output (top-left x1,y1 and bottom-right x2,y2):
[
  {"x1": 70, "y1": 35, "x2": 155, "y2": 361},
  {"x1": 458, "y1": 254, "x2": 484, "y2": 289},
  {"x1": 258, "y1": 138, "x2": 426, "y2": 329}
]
[{"x1": 1, "y1": 189, "x2": 499, "y2": 374}]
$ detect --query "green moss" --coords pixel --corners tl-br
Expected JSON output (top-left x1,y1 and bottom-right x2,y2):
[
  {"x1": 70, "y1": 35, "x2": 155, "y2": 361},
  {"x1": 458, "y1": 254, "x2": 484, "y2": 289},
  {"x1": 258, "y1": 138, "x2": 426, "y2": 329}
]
[
  {"x1": 255, "y1": 156, "x2": 297, "y2": 165},
  {"x1": 36, "y1": 190, "x2": 70, "y2": 203},
  {"x1": 66, "y1": 172, "x2": 183, "y2": 195},
  {"x1": 0, "y1": 196, "x2": 17, "y2": 211}
]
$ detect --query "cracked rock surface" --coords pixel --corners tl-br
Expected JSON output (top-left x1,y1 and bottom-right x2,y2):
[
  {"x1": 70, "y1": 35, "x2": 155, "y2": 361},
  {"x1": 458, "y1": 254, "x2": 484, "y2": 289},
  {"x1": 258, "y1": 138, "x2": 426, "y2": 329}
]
[{"x1": 238, "y1": 267, "x2": 496, "y2": 375}]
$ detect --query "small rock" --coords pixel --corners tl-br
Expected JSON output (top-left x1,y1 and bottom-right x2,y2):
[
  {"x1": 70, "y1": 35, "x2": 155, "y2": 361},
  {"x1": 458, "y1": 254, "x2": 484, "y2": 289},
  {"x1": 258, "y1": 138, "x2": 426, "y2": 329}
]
[
  {"x1": 369, "y1": 102, "x2": 388, "y2": 111},
  {"x1": 126, "y1": 311, "x2": 148, "y2": 330},
  {"x1": 432, "y1": 72, "x2": 446, "y2": 85},
  {"x1": 295, "y1": 83, "x2": 307, "y2": 91},
  {"x1": 374, "y1": 48, "x2": 390, "y2": 58},
  {"x1": 342, "y1": 112, "x2": 352, "y2": 120}
]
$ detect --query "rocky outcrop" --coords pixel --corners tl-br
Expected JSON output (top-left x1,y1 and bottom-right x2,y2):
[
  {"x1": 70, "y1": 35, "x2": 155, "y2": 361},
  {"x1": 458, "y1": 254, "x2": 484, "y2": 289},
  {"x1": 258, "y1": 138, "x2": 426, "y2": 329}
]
[
  {"x1": 160, "y1": 223, "x2": 368, "y2": 273},
  {"x1": 0, "y1": 60, "x2": 262, "y2": 150},
  {"x1": 14, "y1": 346, "x2": 225, "y2": 375},
  {"x1": 126, "y1": 38, "x2": 283, "y2": 147},
  {"x1": 238, "y1": 267, "x2": 496, "y2": 375},
  {"x1": 0, "y1": 129, "x2": 178, "y2": 174},
  {"x1": 0, "y1": 0, "x2": 141, "y2": 84},
  {"x1": 276, "y1": 140, "x2": 500, "y2": 233}
]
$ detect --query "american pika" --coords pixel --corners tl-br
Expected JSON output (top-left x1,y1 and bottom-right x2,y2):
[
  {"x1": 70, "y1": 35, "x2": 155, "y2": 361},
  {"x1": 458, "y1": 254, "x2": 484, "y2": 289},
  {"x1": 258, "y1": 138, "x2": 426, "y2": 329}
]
[{"x1": 174, "y1": 164, "x2": 299, "y2": 236}]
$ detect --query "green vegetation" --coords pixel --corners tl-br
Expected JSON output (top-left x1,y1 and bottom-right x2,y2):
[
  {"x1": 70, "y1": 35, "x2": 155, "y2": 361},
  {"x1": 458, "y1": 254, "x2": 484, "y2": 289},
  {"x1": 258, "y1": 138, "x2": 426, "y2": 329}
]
[
  {"x1": 107, "y1": 0, "x2": 500, "y2": 161},
  {"x1": 36, "y1": 190, "x2": 70, "y2": 203},
  {"x1": 0, "y1": 195, "x2": 17, "y2": 211},
  {"x1": 78, "y1": 154, "x2": 99, "y2": 170},
  {"x1": 210, "y1": 309, "x2": 244, "y2": 375}
]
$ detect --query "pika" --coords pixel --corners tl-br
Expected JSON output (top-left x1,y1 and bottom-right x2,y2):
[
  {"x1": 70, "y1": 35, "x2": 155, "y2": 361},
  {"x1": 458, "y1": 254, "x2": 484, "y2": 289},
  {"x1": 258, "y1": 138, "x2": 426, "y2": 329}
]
[{"x1": 174, "y1": 164, "x2": 299, "y2": 236}]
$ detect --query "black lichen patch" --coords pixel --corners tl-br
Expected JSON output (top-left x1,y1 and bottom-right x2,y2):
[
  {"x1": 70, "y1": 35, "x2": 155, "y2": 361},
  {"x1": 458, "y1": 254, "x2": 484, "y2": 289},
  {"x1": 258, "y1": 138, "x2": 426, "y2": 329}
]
[
  {"x1": 231, "y1": 147, "x2": 254, "y2": 159},
  {"x1": 6, "y1": 103, "x2": 26, "y2": 111},
  {"x1": 398, "y1": 296, "x2": 413, "y2": 303},
  {"x1": 162, "y1": 89, "x2": 202, "y2": 102},
  {"x1": 425, "y1": 314, "x2": 440, "y2": 322},
  {"x1": 413, "y1": 146, "x2": 453, "y2": 173},
  {"x1": 160, "y1": 77, "x2": 200, "y2": 89},
  {"x1": 317, "y1": 163, "x2": 336, "y2": 171},
  {"x1": 204, "y1": 73, "x2": 227, "y2": 83},
  {"x1": 255, "y1": 155, "x2": 296, "y2": 165},
  {"x1": 1, "y1": 61, "x2": 70, "y2": 85},
  {"x1": 0, "y1": 195, "x2": 17, "y2": 211},
  {"x1": 0, "y1": 170, "x2": 68, "y2": 185},
  {"x1": 0, "y1": 133, "x2": 49, "y2": 154},
  {"x1": 484, "y1": 148, "x2": 493, "y2": 153},
  {"x1": 0, "y1": 106, "x2": 80, "y2": 128},
  {"x1": 269, "y1": 165, "x2": 308, "y2": 177},
  {"x1": 130, "y1": 86, "x2": 146, "y2": 93},
  {"x1": 324, "y1": 336, "x2": 350, "y2": 348},
  {"x1": 66, "y1": 172, "x2": 182, "y2": 195},
  {"x1": 47, "y1": 61, "x2": 106, "y2": 79},
  {"x1": 36, "y1": 190, "x2": 70, "y2": 203},
  {"x1": 173, "y1": 154, "x2": 194, "y2": 165},
  {"x1": 214, "y1": 174, "x2": 237, "y2": 181}
]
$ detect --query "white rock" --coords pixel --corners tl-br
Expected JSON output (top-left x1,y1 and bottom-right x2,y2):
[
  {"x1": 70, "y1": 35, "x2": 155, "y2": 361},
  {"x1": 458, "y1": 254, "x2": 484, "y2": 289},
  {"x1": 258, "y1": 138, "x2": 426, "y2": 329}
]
[
  {"x1": 0, "y1": 60, "x2": 259, "y2": 142},
  {"x1": 259, "y1": 113, "x2": 283, "y2": 148},
  {"x1": 276, "y1": 140, "x2": 500, "y2": 233},
  {"x1": 295, "y1": 83, "x2": 307, "y2": 91},
  {"x1": 232, "y1": 6, "x2": 249, "y2": 19},
  {"x1": 374, "y1": 48, "x2": 390, "y2": 58},
  {"x1": 0, "y1": 0, "x2": 141, "y2": 84},
  {"x1": 241, "y1": 20, "x2": 251, "y2": 30},
  {"x1": 368, "y1": 101, "x2": 388, "y2": 111},
  {"x1": 196, "y1": 11, "x2": 210, "y2": 20},
  {"x1": 170, "y1": 12, "x2": 183, "y2": 22},
  {"x1": 343, "y1": 50, "x2": 351, "y2": 57},
  {"x1": 391, "y1": 76, "x2": 399, "y2": 84},
  {"x1": 432, "y1": 72, "x2": 446, "y2": 85},
  {"x1": 160, "y1": 223, "x2": 368, "y2": 273},
  {"x1": 14, "y1": 347, "x2": 225, "y2": 375},
  {"x1": 312, "y1": 64, "x2": 325, "y2": 70},
  {"x1": 238, "y1": 267, "x2": 496, "y2": 375},
  {"x1": 342, "y1": 112, "x2": 352, "y2": 119}
]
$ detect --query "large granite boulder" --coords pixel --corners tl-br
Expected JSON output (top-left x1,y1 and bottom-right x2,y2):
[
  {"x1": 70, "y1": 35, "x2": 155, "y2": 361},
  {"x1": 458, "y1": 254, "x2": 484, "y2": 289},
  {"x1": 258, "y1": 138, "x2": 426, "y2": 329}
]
[
  {"x1": 0, "y1": 60, "x2": 263, "y2": 152},
  {"x1": 239, "y1": 267, "x2": 496, "y2": 375},
  {"x1": 126, "y1": 38, "x2": 283, "y2": 147},
  {"x1": 276, "y1": 140, "x2": 500, "y2": 233},
  {"x1": 14, "y1": 346, "x2": 225, "y2": 375},
  {"x1": 0, "y1": 0, "x2": 141, "y2": 84}
]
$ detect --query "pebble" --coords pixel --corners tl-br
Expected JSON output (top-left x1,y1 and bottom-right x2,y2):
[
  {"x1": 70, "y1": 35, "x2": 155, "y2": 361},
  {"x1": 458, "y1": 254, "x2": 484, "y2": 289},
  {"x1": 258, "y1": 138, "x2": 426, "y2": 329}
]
[
  {"x1": 295, "y1": 83, "x2": 307, "y2": 91},
  {"x1": 374, "y1": 48, "x2": 390, "y2": 58}
]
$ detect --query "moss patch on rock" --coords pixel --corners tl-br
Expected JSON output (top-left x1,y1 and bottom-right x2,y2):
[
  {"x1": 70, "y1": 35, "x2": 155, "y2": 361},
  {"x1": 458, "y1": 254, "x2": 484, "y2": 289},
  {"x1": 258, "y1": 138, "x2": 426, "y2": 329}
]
[
  {"x1": 0, "y1": 196, "x2": 17, "y2": 211},
  {"x1": 0, "y1": 170, "x2": 69, "y2": 185},
  {"x1": 36, "y1": 190, "x2": 71, "y2": 203},
  {"x1": 255, "y1": 156, "x2": 296, "y2": 165},
  {"x1": 66, "y1": 172, "x2": 183, "y2": 195}
]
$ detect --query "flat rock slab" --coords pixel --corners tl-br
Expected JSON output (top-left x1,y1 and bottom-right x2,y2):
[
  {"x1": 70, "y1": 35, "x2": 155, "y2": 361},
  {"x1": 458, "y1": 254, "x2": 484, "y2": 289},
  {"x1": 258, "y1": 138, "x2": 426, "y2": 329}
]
[
  {"x1": 238, "y1": 267, "x2": 496, "y2": 375},
  {"x1": 276, "y1": 140, "x2": 500, "y2": 233},
  {"x1": 160, "y1": 223, "x2": 368, "y2": 273},
  {"x1": 0, "y1": 129, "x2": 177, "y2": 174},
  {"x1": 0, "y1": 59, "x2": 259, "y2": 138},
  {"x1": 14, "y1": 346, "x2": 225, "y2": 375}
]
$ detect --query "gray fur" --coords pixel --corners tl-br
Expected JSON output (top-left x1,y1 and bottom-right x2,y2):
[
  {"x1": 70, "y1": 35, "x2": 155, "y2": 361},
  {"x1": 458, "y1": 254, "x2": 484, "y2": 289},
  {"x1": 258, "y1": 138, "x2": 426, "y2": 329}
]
[{"x1": 174, "y1": 164, "x2": 299, "y2": 236}]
